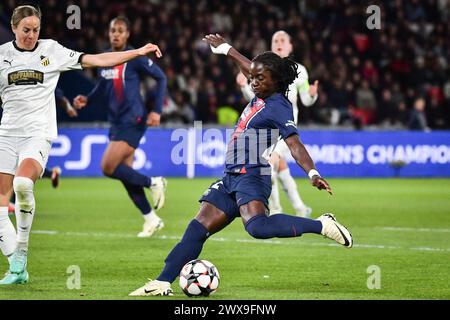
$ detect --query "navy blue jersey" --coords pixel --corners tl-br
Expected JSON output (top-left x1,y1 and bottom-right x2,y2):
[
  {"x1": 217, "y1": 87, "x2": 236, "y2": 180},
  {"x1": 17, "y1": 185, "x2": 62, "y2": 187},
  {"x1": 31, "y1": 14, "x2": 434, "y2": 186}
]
[
  {"x1": 87, "y1": 47, "x2": 167, "y2": 126},
  {"x1": 55, "y1": 87, "x2": 64, "y2": 100},
  {"x1": 225, "y1": 93, "x2": 298, "y2": 174}
]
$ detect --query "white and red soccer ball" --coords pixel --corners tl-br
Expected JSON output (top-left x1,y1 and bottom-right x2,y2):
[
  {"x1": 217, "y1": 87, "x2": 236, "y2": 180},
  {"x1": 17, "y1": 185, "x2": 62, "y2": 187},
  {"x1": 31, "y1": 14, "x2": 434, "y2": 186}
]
[{"x1": 179, "y1": 259, "x2": 220, "y2": 297}]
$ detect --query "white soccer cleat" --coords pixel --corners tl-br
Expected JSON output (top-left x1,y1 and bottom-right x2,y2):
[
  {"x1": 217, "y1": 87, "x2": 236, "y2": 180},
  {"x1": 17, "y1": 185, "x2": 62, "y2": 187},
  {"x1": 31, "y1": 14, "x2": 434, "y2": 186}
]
[
  {"x1": 150, "y1": 177, "x2": 167, "y2": 211},
  {"x1": 317, "y1": 213, "x2": 353, "y2": 248},
  {"x1": 129, "y1": 279, "x2": 174, "y2": 296},
  {"x1": 137, "y1": 213, "x2": 164, "y2": 238}
]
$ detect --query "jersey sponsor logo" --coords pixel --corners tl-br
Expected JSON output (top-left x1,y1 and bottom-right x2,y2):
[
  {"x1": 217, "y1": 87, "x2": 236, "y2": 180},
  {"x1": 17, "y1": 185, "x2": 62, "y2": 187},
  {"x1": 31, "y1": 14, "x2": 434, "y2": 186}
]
[
  {"x1": 40, "y1": 55, "x2": 50, "y2": 66},
  {"x1": 8, "y1": 69, "x2": 44, "y2": 85},
  {"x1": 100, "y1": 68, "x2": 120, "y2": 80}
]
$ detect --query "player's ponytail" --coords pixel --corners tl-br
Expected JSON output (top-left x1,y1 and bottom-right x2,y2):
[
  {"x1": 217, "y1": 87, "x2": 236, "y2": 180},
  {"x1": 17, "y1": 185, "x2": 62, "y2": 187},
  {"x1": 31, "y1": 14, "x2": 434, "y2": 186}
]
[
  {"x1": 11, "y1": 5, "x2": 41, "y2": 28},
  {"x1": 253, "y1": 51, "x2": 299, "y2": 97}
]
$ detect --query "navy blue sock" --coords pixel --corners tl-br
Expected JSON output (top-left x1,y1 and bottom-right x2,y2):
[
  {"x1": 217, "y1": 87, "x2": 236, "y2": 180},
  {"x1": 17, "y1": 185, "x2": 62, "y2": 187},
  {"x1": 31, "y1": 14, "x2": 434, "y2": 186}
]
[
  {"x1": 158, "y1": 219, "x2": 209, "y2": 283},
  {"x1": 110, "y1": 164, "x2": 152, "y2": 188},
  {"x1": 245, "y1": 214, "x2": 322, "y2": 239},
  {"x1": 121, "y1": 182, "x2": 152, "y2": 214},
  {"x1": 42, "y1": 168, "x2": 52, "y2": 178}
]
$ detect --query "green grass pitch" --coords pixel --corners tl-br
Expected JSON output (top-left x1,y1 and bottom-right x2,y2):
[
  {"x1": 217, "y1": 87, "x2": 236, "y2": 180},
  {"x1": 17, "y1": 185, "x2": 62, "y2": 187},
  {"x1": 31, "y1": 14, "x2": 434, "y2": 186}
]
[{"x1": 1, "y1": 177, "x2": 449, "y2": 300}]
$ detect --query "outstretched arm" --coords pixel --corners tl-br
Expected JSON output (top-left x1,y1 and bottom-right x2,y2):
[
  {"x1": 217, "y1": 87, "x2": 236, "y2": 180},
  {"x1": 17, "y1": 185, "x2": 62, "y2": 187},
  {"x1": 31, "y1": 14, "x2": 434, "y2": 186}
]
[
  {"x1": 81, "y1": 43, "x2": 162, "y2": 68},
  {"x1": 203, "y1": 34, "x2": 252, "y2": 78},
  {"x1": 285, "y1": 134, "x2": 332, "y2": 195}
]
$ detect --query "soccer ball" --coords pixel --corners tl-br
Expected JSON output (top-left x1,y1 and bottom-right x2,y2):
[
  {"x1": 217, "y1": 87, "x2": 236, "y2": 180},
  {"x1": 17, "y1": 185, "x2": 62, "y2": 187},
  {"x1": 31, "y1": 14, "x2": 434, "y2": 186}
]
[{"x1": 179, "y1": 259, "x2": 220, "y2": 297}]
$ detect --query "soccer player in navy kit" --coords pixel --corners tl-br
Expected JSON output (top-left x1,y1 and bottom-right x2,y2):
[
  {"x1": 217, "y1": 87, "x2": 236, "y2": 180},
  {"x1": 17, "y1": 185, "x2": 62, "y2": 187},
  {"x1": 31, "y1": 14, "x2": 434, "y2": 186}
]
[
  {"x1": 130, "y1": 34, "x2": 353, "y2": 296},
  {"x1": 73, "y1": 17, "x2": 168, "y2": 238}
]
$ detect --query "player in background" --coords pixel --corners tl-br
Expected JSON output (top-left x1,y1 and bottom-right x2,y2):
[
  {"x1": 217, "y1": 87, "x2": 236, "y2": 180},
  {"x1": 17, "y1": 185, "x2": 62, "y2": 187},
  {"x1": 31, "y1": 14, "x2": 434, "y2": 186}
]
[
  {"x1": 0, "y1": 5, "x2": 162, "y2": 284},
  {"x1": 129, "y1": 34, "x2": 352, "y2": 297},
  {"x1": 73, "y1": 17, "x2": 168, "y2": 238},
  {"x1": 236, "y1": 30, "x2": 318, "y2": 217}
]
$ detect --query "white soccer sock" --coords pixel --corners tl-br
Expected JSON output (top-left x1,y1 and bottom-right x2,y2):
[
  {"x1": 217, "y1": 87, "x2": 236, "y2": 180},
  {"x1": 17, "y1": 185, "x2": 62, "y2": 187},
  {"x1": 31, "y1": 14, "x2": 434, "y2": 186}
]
[
  {"x1": 278, "y1": 168, "x2": 307, "y2": 212},
  {"x1": 0, "y1": 206, "x2": 16, "y2": 257},
  {"x1": 13, "y1": 177, "x2": 36, "y2": 249},
  {"x1": 268, "y1": 170, "x2": 282, "y2": 213},
  {"x1": 143, "y1": 210, "x2": 157, "y2": 222}
]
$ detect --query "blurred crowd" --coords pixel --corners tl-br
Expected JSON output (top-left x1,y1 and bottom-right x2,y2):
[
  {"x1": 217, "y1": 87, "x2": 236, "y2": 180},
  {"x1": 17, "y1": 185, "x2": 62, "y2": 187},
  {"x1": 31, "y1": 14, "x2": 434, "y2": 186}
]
[{"x1": 1, "y1": 0, "x2": 449, "y2": 130}]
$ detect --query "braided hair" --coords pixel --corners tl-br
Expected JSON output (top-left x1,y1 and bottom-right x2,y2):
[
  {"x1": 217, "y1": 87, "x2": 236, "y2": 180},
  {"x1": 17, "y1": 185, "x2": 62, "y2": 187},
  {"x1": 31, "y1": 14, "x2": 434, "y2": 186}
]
[{"x1": 252, "y1": 51, "x2": 299, "y2": 97}]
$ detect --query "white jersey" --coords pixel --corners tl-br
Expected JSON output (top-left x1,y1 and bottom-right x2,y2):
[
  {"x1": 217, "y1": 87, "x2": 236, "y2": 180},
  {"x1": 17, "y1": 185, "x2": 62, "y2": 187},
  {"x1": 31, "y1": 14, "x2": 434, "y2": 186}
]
[
  {"x1": 0, "y1": 39, "x2": 83, "y2": 140},
  {"x1": 241, "y1": 62, "x2": 317, "y2": 124}
]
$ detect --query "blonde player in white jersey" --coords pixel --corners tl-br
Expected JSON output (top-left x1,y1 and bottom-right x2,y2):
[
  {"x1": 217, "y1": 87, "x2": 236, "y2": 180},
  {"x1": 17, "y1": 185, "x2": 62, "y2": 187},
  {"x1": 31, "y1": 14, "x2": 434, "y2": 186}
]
[
  {"x1": 236, "y1": 30, "x2": 319, "y2": 217},
  {"x1": 0, "y1": 5, "x2": 162, "y2": 285}
]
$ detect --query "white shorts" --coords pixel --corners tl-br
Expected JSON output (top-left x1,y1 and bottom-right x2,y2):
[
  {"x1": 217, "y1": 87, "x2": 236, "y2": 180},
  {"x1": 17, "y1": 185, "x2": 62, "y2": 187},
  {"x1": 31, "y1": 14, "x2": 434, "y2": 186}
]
[{"x1": 0, "y1": 136, "x2": 51, "y2": 176}]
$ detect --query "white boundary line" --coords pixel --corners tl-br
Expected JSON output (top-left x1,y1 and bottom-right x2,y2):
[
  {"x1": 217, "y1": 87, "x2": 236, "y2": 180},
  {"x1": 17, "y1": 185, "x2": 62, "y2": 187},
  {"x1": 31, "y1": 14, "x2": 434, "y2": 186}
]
[
  {"x1": 377, "y1": 227, "x2": 450, "y2": 233},
  {"x1": 31, "y1": 230, "x2": 450, "y2": 253}
]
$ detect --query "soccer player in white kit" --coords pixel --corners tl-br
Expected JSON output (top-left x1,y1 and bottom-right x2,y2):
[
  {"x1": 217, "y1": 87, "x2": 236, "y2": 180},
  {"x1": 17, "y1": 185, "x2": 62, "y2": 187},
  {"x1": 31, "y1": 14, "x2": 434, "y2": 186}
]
[
  {"x1": 0, "y1": 5, "x2": 162, "y2": 284},
  {"x1": 236, "y1": 30, "x2": 319, "y2": 217}
]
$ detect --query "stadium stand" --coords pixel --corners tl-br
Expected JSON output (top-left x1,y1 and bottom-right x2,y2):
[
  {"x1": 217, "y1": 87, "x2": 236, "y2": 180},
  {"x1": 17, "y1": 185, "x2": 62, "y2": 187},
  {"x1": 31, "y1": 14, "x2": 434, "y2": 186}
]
[{"x1": 0, "y1": 0, "x2": 449, "y2": 129}]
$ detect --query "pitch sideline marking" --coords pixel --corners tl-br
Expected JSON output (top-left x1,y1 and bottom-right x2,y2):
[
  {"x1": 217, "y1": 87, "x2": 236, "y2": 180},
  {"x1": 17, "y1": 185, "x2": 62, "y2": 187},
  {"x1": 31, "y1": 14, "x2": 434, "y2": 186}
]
[
  {"x1": 377, "y1": 227, "x2": 450, "y2": 233},
  {"x1": 31, "y1": 230, "x2": 450, "y2": 253}
]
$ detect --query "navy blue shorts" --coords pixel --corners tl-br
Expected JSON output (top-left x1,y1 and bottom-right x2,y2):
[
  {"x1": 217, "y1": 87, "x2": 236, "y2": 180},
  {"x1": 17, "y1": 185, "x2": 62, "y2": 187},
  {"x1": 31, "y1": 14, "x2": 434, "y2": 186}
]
[
  {"x1": 109, "y1": 123, "x2": 147, "y2": 149},
  {"x1": 199, "y1": 172, "x2": 272, "y2": 221}
]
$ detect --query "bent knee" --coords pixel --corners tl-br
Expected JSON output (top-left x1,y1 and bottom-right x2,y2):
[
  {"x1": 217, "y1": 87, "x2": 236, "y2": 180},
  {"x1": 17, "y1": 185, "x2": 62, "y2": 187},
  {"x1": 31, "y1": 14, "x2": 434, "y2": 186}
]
[
  {"x1": 13, "y1": 177, "x2": 34, "y2": 207},
  {"x1": 246, "y1": 229, "x2": 270, "y2": 239},
  {"x1": 13, "y1": 177, "x2": 34, "y2": 193},
  {"x1": 245, "y1": 215, "x2": 271, "y2": 239},
  {"x1": 101, "y1": 162, "x2": 116, "y2": 176}
]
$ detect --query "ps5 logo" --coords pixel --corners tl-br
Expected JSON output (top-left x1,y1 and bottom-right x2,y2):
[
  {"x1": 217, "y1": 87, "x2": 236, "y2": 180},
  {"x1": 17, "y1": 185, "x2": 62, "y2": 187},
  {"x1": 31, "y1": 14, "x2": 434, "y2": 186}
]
[{"x1": 50, "y1": 134, "x2": 147, "y2": 171}]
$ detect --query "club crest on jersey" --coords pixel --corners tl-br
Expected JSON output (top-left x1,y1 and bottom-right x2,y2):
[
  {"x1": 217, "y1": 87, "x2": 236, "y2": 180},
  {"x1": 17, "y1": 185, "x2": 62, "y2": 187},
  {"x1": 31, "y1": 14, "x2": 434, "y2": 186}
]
[
  {"x1": 8, "y1": 69, "x2": 44, "y2": 85},
  {"x1": 40, "y1": 55, "x2": 50, "y2": 66},
  {"x1": 240, "y1": 98, "x2": 265, "y2": 119}
]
